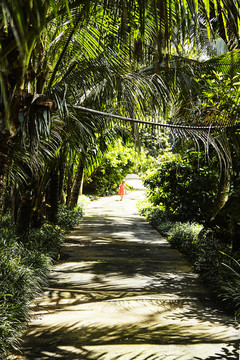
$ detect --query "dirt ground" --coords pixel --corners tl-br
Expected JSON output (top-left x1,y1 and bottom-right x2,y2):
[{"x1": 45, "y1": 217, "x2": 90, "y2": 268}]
[{"x1": 13, "y1": 174, "x2": 240, "y2": 360}]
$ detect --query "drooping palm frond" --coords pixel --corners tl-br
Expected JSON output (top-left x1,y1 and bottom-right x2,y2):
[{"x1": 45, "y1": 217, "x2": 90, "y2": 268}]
[
  {"x1": 10, "y1": 115, "x2": 64, "y2": 186},
  {"x1": 69, "y1": 103, "x2": 233, "y2": 167},
  {"x1": 1, "y1": 0, "x2": 240, "y2": 215}
]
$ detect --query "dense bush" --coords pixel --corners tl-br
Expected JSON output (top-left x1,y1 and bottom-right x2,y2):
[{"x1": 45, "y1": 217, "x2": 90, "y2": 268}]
[
  {"x1": 168, "y1": 222, "x2": 203, "y2": 263},
  {"x1": 0, "y1": 197, "x2": 88, "y2": 357},
  {"x1": 57, "y1": 205, "x2": 84, "y2": 230},
  {"x1": 168, "y1": 224, "x2": 240, "y2": 313},
  {"x1": 143, "y1": 150, "x2": 219, "y2": 224},
  {"x1": 0, "y1": 202, "x2": 83, "y2": 357},
  {"x1": 167, "y1": 224, "x2": 227, "y2": 275},
  {"x1": 84, "y1": 140, "x2": 138, "y2": 195},
  {"x1": 0, "y1": 227, "x2": 51, "y2": 357},
  {"x1": 220, "y1": 258, "x2": 240, "y2": 316},
  {"x1": 26, "y1": 223, "x2": 65, "y2": 257},
  {"x1": 138, "y1": 201, "x2": 174, "y2": 236}
]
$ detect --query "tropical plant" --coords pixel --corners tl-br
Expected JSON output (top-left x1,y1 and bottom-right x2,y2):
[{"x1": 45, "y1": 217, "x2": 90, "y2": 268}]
[
  {"x1": 139, "y1": 202, "x2": 174, "y2": 236},
  {"x1": 2, "y1": 0, "x2": 240, "y2": 356},
  {"x1": 143, "y1": 149, "x2": 220, "y2": 224},
  {"x1": 56, "y1": 205, "x2": 84, "y2": 230},
  {"x1": 1, "y1": 0, "x2": 240, "y2": 229},
  {"x1": 220, "y1": 257, "x2": 240, "y2": 316},
  {"x1": 26, "y1": 224, "x2": 64, "y2": 257},
  {"x1": 0, "y1": 225, "x2": 51, "y2": 357},
  {"x1": 84, "y1": 139, "x2": 138, "y2": 196}
]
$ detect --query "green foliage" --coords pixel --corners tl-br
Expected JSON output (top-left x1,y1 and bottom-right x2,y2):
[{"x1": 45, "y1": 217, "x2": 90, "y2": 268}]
[
  {"x1": 143, "y1": 150, "x2": 219, "y2": 223},
  {"x1": 138, "y1": 201, "x2": 174, "y2": 236},
  {"x1": 199, "y1": 71, "x2": 240, "y2": 114},
  {"x1": 26, "y1": 223, "x2": 65, "y2": 257},
  {"x1": 0, "y1": 197, "x2": 87, "y2": 356},
  {"x1": 0, "y1": 212, "x2": 70, "y2": 356},
  {"x1": 0, "y1": 226, "x2": 51, "y2": 357},
  {"x1": 139, "y1": 127, "x2": 171, "y2": 158},
  {"x1": 57, "y1": 205, "x2": 84, "y2": 230},
  {"x1": 168, "y1": 222, "x2": 204, "y2": 264},
  {"x1": 220, "y1": 257, "x2": 240, "y2": 316},
  {"x1": 140, "y1": 201, "x2": 240, "y2": 314},
  {"x1": 167, "y1": 224, "x2": 240, "y2": 314},
  {"x1": 137, "y1": 152, "x2": 159, "y2": 177},
  {"x1": 85, "y1": 140, "x2": 139, "y2": 196}
]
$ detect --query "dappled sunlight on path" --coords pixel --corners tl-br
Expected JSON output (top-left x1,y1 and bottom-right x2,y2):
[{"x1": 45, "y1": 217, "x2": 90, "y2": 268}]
[{"x1": 14, "y1": 174, "x2": 239, "y2": 360}]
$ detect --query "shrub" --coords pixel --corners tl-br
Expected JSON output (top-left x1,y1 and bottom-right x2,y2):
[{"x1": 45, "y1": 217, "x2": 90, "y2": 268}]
[
  {"x1": 84, "y1": 140, "x2": 138, "y2": 196},
  {"x1": 219, "y1": 257, "x2": 240, "y2": 315},
  {"x1": 167, "y1": 223, "x2": 240, "y2": 313},
  {"x1": 140, "y1": 191, "x2": 240, "y2": 315},
  {"x1": 193, "y1": 229, "x2": 228, "y2": 274},
  {"x1": 168, "y1": 222, "x2": 203, "y2": 262},
  {"x1": 57, "y1": 205, "x2": 84, "y2": 230},
  {"x1": 138, "y1": 201, "x2": 174, "y2": 236},
  {"x1": 167, "y1": 224, "x2": 230, "y2": 276},
  {"x1": 0, "y1": 228, "x2": 51, "y2": 357},
  {"x1": 26, "y1": 223, "x2": 64, "y2": 257},
  {"x1": 143, "y1": 150, "x2": 219, "y2": 224}
]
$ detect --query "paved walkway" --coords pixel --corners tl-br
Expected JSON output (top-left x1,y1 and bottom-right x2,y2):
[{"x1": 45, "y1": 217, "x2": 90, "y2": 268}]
[{"x1": 17, "y1": 174, "x2": 239, "y2": 360}]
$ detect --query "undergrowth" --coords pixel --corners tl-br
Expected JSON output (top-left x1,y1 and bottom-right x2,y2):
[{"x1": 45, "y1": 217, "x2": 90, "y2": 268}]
[
  {"x1": 57, "y1": 196, "x2": 90, "y2": 230},
  {"x1": 139, "y1": 201, "x2": 240, "y2": 317},
  {"x1": 0, "y1": 197, "x2": 88, "y2": 357},
  {"x1": 0, "y1": 226, "x2": 51, "y2": 357}
]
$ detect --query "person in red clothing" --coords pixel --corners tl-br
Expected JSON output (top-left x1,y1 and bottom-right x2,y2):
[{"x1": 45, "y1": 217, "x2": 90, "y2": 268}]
[{"x1": 118, "y1": 180, "x2": 126, "y2": 201}]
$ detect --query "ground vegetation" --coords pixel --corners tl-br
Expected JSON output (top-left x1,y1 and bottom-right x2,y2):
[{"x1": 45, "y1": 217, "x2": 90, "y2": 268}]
[{"x1": 139, "y1": 140, "x2": 240, "y2": 316}]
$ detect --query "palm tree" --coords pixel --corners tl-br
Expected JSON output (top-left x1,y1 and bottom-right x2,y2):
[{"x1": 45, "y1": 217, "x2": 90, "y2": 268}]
[{"x1": 1, "y1": 0, "x2": 239, "y2": 226}]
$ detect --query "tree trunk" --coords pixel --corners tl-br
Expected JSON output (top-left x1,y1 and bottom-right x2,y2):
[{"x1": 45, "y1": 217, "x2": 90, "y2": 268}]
[
  {"x1": 66, "y1": 162, "x2": 74, "y2": 206},
  {"x1": 0, "y1": 133, "x2": 15, "y2": 223},
  {"x1": 46, "y1": 168, "x2": 59, "y2": 223},
  {"x1": 69, "y1": 159, "x2": 84, "y2": 209},
  {"x1": 58, "y1": 157, "x2": 65, "y2": 205},
  {"x1": 15, "y1": 189, "x2": 33, "y2": 236}
]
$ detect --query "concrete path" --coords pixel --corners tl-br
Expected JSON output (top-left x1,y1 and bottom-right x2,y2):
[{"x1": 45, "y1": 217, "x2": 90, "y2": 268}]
[{"x1": 17, "y1": 174, "x2": 239, "y2": 360}]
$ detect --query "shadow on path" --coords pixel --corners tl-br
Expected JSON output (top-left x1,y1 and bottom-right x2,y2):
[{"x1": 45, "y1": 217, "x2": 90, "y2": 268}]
[{"x1": 14, "y1": 174, "x2": 239, "y2": 360}]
